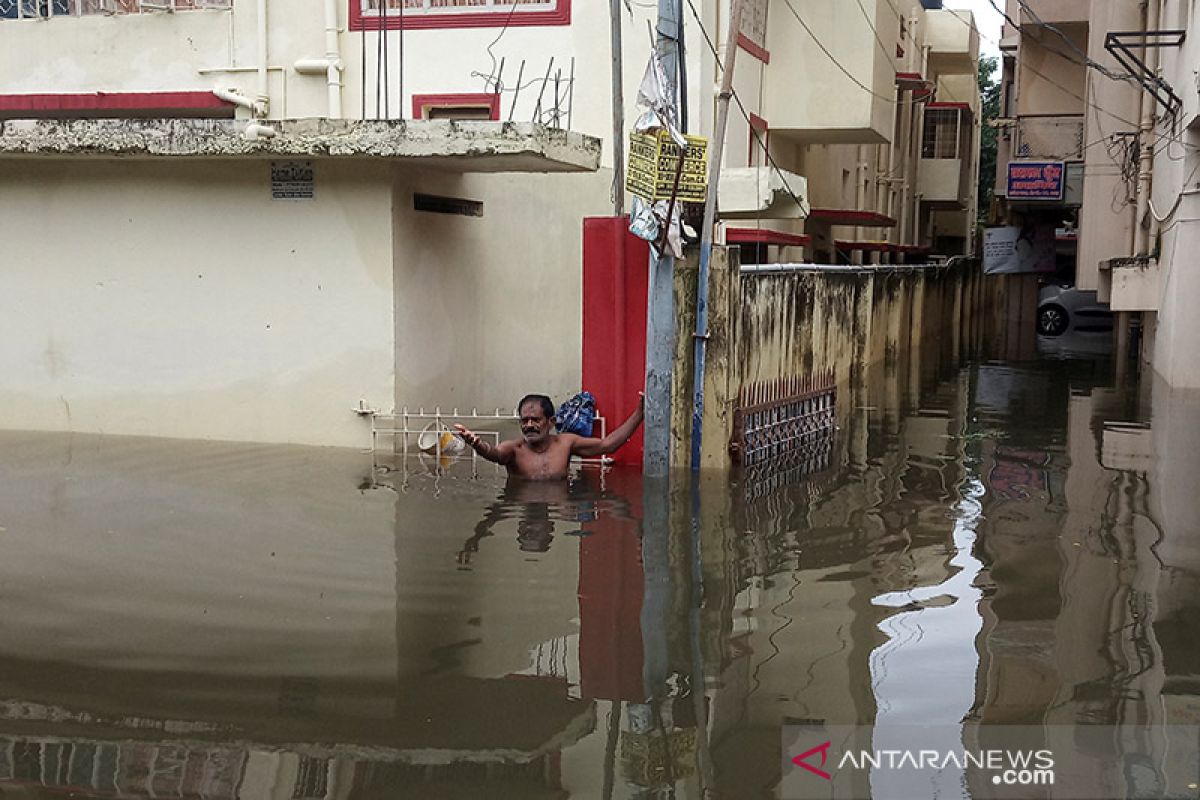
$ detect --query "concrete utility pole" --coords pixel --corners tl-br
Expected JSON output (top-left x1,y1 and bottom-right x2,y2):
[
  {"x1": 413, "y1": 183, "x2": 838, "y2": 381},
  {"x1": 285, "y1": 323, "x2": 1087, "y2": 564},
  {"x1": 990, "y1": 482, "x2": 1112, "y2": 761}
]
[
  {"x1": 690, "y1": 0, "x2": 744, "y2": 471},
  {"x1": 610, "y1": 0, "x2": 625, "y2": 217},
  {"x1": 642, "y1": 0, "x2": 683, "y2": 478}
]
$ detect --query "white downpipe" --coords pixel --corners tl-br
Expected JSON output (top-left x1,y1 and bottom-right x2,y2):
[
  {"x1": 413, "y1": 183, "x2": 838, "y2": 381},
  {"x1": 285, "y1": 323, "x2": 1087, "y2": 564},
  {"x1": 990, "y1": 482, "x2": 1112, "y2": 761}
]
[
  {"x1": 323, "y1": 0, "x2": 342, "y2": 118},
  {"x1": 292, "y1": 0, "x2": 343, "y2": 117},
  {"x1": 213, "y1": 87, "x2": 257, "y2": 112},
  {"x1": 1133, "y1": 0, "x2": 1161, "y2": 256},
  {"x1": 256, "y1": 0, "x2": 270, "y2": 116}
]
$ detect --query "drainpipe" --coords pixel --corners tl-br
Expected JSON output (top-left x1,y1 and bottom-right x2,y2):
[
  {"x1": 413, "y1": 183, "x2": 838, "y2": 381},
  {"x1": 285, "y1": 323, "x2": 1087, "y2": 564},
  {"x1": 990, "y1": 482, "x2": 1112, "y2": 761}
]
[
  {"x1": 250, "y1": 0, "x2": 270, "y2": 117},
  {"x1": 855, "y1": 145, "x2": 867, "y2": 242},
  {"x1": 690, "y1": 0, "x2": 746, "y2": 472},
  {"x1": 1133, "y1": 0, "x2": 1161, "y2": 256},
  {"x1": 898, "y1": 88, "x2": 913, "y2": 245},
  {"x1": 294, "y1": 0, "x2": 344, "y2": 117}
]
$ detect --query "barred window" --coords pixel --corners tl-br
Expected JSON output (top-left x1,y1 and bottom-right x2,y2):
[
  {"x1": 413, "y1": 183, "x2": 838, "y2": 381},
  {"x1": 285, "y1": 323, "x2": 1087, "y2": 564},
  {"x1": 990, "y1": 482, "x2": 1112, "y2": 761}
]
[
  {"x1": 740, "y1": 0, "x2": 768, "y2": 47},
  {"x1": 361, "y1": 0, "x2": 556, "y2": 17},
  {"x1": 1, "y1": 0, "x2": 225, "y2": 18},
  {"x1": 922, "y1": 107, "x2": 963, "y2": 159}
]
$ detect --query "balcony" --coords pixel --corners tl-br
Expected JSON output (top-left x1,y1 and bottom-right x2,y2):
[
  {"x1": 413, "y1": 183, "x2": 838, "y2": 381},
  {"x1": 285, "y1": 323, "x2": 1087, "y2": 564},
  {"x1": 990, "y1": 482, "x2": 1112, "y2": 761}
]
[
  {"x1": 1015, "y1": 0, "x2": 1088, "y2": 25},
  {"x1": 918, "y1": 103, "x2": 972, "y2": 207},
  {"x1": 763, "y1": 0, "x2": 895, "y2": 144},
  {"x1": 1014, "y1": 115, "x2": 1085, "y2": 160},
  {"x1": 926, "y1": 9, "x2": 979, "y2": 76}
]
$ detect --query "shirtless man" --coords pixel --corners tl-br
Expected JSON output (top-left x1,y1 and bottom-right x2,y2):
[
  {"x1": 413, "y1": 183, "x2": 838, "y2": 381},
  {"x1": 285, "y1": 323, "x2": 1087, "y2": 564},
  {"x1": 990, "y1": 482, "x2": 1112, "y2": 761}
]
[{"x1": 453, "y1": 393, "x2": 644, "y2": 480}]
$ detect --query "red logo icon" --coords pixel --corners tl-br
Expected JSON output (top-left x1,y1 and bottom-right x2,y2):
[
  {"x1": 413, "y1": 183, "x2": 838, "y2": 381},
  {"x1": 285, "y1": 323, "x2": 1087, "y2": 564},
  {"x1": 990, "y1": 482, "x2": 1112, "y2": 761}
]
[{"x1": 792, "y1": 741, "x2": 833, "y2": 780}]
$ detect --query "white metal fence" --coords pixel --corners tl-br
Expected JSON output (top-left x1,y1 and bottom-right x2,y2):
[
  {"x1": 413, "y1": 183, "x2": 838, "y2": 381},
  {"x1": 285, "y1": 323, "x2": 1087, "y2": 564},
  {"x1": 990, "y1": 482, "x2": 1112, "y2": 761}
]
[{"x1": 1, "y1": 0, "x2": 227, "y2": 19}]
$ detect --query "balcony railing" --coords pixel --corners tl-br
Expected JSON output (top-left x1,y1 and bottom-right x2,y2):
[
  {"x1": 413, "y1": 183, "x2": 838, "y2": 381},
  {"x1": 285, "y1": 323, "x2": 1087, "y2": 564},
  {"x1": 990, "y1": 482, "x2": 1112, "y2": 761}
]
[
  {"x1": 1014, "y1": 115, "x2": 1085, "y2": 161},
  {"x1": 1, "y1": 0, "x2": 226, "y2": 18}
]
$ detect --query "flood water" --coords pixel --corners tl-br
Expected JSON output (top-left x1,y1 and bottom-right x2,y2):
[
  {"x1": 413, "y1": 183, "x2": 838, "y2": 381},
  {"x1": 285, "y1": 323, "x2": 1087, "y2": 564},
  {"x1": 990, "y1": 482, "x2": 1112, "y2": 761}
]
[{"x1": 0, "y1": 356, "x2": 1198, "y2": 799}]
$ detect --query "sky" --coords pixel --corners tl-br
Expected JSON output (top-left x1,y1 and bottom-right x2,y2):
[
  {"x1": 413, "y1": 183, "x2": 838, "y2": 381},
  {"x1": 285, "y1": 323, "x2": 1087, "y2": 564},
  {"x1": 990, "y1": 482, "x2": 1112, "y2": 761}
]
[{"x1": 944, "y1": 0, "x2": 1005, "y2": 58}]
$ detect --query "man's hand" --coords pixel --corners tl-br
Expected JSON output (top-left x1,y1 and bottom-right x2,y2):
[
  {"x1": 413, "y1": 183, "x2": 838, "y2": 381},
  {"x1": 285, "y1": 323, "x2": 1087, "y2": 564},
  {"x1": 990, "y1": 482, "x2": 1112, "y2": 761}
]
[{"x1": 452, "y1": 423, "x2": 481, "y2": 448}]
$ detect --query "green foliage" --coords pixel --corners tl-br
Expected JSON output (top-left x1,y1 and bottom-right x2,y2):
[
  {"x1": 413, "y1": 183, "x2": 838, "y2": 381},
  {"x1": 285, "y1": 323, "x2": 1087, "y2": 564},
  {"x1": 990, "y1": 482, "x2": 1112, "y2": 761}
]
[{"x1": 977, "y1": 55, "x2": 1001, "y2": 226}]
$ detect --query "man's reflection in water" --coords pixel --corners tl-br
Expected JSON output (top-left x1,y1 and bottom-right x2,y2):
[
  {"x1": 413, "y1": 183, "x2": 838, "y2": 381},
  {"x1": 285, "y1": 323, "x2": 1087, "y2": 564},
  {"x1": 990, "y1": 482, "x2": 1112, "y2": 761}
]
[{"x1": 459, "y1": 473, "x2": 601, "y2": 562}]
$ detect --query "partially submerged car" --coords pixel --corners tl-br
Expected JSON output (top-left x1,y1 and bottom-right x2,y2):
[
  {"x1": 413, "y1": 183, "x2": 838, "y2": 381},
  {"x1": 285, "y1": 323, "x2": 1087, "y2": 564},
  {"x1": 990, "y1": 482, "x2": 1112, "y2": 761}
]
[{"x1": 1037, "y1": 283, "x2": 1114, "y2": 355}]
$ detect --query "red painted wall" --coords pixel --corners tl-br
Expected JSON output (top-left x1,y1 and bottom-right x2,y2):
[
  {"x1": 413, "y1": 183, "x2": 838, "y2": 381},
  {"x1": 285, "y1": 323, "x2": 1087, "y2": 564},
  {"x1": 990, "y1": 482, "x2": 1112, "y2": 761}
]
[{"x1": 582, "y1": 217, "x2": 649, "y2": 467}]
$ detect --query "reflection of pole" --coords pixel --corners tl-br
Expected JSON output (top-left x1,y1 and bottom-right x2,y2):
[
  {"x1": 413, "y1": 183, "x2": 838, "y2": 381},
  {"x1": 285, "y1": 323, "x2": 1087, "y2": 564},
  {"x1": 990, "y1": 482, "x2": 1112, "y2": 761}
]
[
  {"x1": 610, "y1": 0, "x2": 625, "y2": 217},
  {"x1": 601, "y1": 700, "x2": 622, "y2": 800},
  {"x1": 689, "y1": 0, "x2": 745, "y2": 471},
  {"x1": 688, "y1": 480, "x2": 714, "y2": 791},
  {"x1": 643, "y1": 0, "x2": 682, "y2": 477}
]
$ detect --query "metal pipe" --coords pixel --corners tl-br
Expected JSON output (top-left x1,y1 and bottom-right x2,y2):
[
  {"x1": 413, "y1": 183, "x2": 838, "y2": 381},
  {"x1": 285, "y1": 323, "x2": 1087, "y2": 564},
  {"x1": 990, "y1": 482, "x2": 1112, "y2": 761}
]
[
  {"x1": 689, "y1": 0, "x2": 745, "y2": 472},
  {"x1": 1133, "y1": 0, "x2": 1161, "y2": 257},
  {"x1": 608, "y1": 0, "x2": 631, "y2": 209},
  {"x1": 256, "y1": 0, "x2": 269, "y2": 115},
  {"x1": 323, "y1": 0, "x2": 343, "y2": 118}
]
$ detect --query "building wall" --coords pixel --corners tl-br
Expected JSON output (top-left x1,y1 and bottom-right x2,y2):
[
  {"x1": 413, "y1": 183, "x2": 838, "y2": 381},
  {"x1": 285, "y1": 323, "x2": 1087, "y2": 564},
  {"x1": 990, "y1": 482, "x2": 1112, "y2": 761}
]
[
  {"x1": 1014, "y1": 25, "x2": 1088, "y2": 116},
  {"x1": 391, "y1": 167, "x2": 611, "y2": 413},
  {"x1": 0, "y1": 159, "x2": 396, "y2": 446},
  {"x1": 1076, "y1": 0, "x2": 1141, "y2": 292},
  {"x1": 1147, "y1": 0, "x2": 1200, "y2": 388}
]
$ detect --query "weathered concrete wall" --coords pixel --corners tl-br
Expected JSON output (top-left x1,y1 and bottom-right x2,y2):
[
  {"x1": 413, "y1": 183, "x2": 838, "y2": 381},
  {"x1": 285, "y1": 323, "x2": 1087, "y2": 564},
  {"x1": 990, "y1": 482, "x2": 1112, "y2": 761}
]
[
  {"x1": 0, "y1": 158, "x2": 395, "y2": 447},
  {"x1": 671, "y1": 249, "x2": 1020, "y2": 470}
]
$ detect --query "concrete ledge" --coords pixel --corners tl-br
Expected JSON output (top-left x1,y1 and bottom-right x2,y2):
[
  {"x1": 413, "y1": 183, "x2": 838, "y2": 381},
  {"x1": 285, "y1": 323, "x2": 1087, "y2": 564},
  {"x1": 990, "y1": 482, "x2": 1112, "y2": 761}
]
[{"x1": 0, "y1": 118, "x2": 602, "y2": 173}]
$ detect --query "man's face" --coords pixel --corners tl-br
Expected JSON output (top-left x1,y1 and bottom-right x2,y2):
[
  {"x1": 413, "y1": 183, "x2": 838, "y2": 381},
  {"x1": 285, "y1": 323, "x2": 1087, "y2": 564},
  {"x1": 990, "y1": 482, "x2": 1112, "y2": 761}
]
[{"x1": 519, "y1": 401, "x2": 553, "y2": 445}]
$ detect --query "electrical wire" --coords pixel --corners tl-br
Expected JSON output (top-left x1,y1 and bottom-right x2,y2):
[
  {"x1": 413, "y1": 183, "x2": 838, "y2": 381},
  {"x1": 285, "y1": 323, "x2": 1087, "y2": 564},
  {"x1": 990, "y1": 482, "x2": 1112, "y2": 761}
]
[
  {"x1": 681, "y1": 0, "x2": 810, "y2": 217},
  {"x1": 939, "y1": 3, "x2": 1200, "y2": 153},
  {"x1": 775, "y1": 0, "x2": 899, "y2": 104}
]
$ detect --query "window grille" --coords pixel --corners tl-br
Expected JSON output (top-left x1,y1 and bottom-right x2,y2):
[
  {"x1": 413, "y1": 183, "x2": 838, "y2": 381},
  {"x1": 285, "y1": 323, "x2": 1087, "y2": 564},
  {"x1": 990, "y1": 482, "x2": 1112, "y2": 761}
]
[
  {"x1": 1, "y1": 0, "x2": 226, "y2": 18},
  {"x1": 921, "y1": 108, "x2": 961, "y2": 159},
  {"x1": 740, "y1": 0, "x2": 768, "y2": 47},
  {"x1": 361, "y1": 0, "x2": 554, "y2": 16}
]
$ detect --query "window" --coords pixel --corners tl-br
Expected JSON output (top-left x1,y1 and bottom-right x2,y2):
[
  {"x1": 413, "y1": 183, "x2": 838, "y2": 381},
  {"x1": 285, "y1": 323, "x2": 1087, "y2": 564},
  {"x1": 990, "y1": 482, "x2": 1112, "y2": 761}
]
[
  {"x1": 351, "y1": 0, "x2": 569, "y2": 31},
  {"x1": 1, "y1": 0, "x2": 225, "y2": 18},
  {"x1": 922, "y1": 107, "x2": 963, "y2": 159},
  {"x1": 412, "y1": 93, "x2": 500, "y2": 121},
  {"x1": 737, "y1": 0, "x2": 770, "y2": 62},
  {"x1": 740, "y1": 0, "x2": 768, "y2": 47},
  {"x1": 748, "y1": 113, "x2": 769, "y2": 167}
]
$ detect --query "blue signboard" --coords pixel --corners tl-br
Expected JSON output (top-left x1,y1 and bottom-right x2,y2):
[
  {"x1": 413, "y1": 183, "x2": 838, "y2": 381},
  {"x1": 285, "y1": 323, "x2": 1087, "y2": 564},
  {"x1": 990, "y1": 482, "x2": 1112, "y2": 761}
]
[{"x1": 1007, "y1": 161, "x2": 1065, "y2": 200}]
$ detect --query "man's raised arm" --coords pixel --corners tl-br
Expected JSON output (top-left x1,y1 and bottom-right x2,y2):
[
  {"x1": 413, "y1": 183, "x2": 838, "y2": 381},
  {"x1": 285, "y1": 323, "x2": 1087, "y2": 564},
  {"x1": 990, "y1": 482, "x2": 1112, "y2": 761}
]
[
  {"x1": 571, "y1": 394, "x2": 645, "y2": 458},
  {"x1": 453, "y1": 424, "x2": 515, "y2": 465}
]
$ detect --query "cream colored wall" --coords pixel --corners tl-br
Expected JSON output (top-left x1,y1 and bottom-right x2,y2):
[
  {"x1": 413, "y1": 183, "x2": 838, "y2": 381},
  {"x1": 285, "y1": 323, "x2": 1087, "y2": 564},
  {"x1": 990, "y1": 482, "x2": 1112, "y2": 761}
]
[
  {"x1": 0, "y1": 159, "x2": 395, "y2": 447},
  {"x1": 1015, "y1": 26, "x2": 1087, "y2": 116},
  {"x1": 1076, "y1": 0, "x2": 1141, "y2": 292},
  {"x1": 1147, "y1": 0, "x2": 1200, "y2": 388},
  {"x1": 0, "y1": 5, "x2": 332, "y2": 119},
  {"x1": 763, "y1": 0, "x2": 894, "y2": 143},
  {"x1": 391, "y1": 167, "x2": 611, "y2": 412}
]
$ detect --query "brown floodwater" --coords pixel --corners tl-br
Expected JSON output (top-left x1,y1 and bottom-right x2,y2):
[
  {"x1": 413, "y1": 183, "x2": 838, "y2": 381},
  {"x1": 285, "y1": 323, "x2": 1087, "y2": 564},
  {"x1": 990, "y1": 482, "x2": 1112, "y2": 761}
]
[{"x1": 0, "y1": 356, "x2": 1197, "y2": 799}]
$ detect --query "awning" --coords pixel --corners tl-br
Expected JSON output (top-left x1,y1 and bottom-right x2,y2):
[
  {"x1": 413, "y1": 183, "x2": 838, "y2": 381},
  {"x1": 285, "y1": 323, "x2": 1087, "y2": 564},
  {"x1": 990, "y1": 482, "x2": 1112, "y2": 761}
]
[
  {"x1": 895, "y1": 71, "x2": 928, "y2": 91},
  {"x1": 726, "y1": 227, "x2": 811, "y2": 248},
  {"x1": 811, "y1": 208, "x2": 897, "y2": 227},
  {"x1": 835, "y1": 239, "x2": 891, "y2": 252}
]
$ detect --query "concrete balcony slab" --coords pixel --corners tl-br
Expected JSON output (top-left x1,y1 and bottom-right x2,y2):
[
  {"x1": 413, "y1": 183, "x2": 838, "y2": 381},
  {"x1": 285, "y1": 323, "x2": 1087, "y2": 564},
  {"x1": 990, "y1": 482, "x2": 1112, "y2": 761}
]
[{"x1": 0, "y1": 118, "x2": 602, "y2": 173}]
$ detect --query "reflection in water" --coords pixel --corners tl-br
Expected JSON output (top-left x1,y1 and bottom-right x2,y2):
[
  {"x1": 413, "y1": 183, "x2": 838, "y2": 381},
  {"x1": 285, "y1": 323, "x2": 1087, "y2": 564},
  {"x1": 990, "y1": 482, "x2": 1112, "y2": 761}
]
[{"x1": 0, "y1": 358, "x2": 1197, "y2": 798}]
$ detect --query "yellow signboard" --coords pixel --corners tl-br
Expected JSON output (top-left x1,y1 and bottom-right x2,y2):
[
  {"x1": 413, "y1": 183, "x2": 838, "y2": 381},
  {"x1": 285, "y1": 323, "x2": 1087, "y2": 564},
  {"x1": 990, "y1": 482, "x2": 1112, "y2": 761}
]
[{"x1": 626, "y1": 130, "x2": 710, "y2": 204}]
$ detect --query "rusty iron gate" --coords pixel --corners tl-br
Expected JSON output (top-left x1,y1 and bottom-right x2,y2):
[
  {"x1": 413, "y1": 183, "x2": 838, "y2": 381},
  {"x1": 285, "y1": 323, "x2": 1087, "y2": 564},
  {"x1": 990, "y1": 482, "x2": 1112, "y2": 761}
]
[{"x1": 730, "y1": 371, "x2": 837, "y2": 470}]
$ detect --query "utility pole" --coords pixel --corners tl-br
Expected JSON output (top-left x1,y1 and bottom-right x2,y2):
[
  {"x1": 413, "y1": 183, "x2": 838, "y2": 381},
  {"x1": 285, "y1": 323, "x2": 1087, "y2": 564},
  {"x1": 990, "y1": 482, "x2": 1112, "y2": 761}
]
[
  {"x1": 610, "y1": 0, "x2": 625, "y2": 217},
  {"x1": 690, "y1": 0, "x2": 744, "y2": 471},
  {"x1": 642, "y1": 0, "x2": 683, "y2": 478}
]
